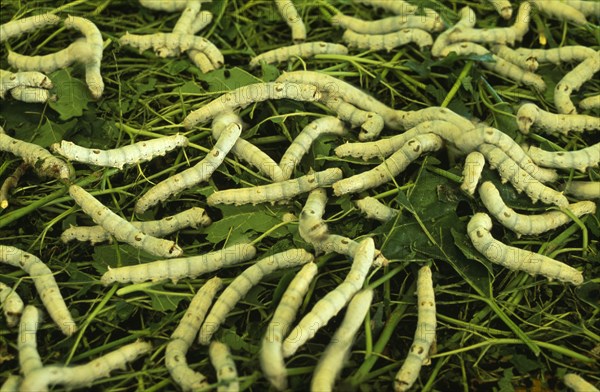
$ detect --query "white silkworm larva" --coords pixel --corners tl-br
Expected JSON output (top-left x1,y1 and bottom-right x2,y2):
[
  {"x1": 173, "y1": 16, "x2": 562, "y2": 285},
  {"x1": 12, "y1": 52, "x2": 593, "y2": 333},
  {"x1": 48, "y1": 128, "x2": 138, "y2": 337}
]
[
  {"x1": 514, "y1": 46, "x2": 596, "y2": 65},
  {"x1": 69, "y1": 185, "x2": 183, "y2": 258},
  {"x1": 342, "y1": 28, "x2": 433, "y2": 52},
  {"x1": 394, "y1": 265, "x2": 436, "y2": 392},
  {"x1": 18, "y1": 305, "x2": 43, "y2": 376},
  {"x1": 61, "y1": 207, "x2": 211, "y2": 245},
  {"x1": 279, "y1": 116, "x2": 347, "y2": 180},
  {"x1": 53, "y1": 134, "x2": 188, "y2": 170},
  {"x1": 139, "y1": 0, "x2": 189, "y2": 12},
  {"x1": 209, "y1": 341, "x2": 238, "y2": 392},
  {"x1": 0, "y1": 69, "x2": 53, "y2": 100},
  {"x1": 0, "y1": 281, "x2": 24, "y2": 327},
  {"x1": 311, "y1": 289, "x2": 373, "y2": 392},
  {"x1": 274, "y1": 0, "x2": 307, "y2": 43},
  {"x1": 485, "y1": 0, "x2": 513, "y2": 19},
  {"x1": 461, "y1": 151, "x2": 486, "y2": 196},
  {"x1": 261, "y1": 262, "x2": 318, "y2": 391},
  {"x1": 250, "y1": 42, "x2": 348, "y2": 68},
  {"x1": 477, "y1": 144, "x2": 569, "y2": 207},
  {"x1": 63, "y1": 16, "x2": 104, "y2": 99},
  {"x1": 166, "y1": 277, "x2": 222, "y2": 392},
  {"x1": 354, "y1": 0, "x2": 427, "y2": 16},
  {"x1": 190, "y1": 10, "x2": 214, "y2": 34},
  {"x1": 355, "y1": 196, "x2": 398, "y2": 222},
  {"x1": 0, "y1": 374, "x2": 21, "y2": 392},
  {"x1": 282, "y1": 238, "x2": 374, "y2": 357},
  {"x1": 467, "y1": 213, "x2": 584, "y2": 285},
  {"x1": 431, "y1": 6, "x2": 477, "y2": 57},
  {"x1": 332, "y1": 133, "x2": 444, "y2": 196},
  {"x1": 491, "y1": 45, "x2": 538, "y2": 71},
  {"x1": 516, "y1": 103, "x2": 600, "y2": 135},
  {"x1": 172, "y1": 0, "x2": 202, "y2": 35},
  {"x1": 0, "y1": 13, "x2": 61, "y2": 43},
  {"x1": 525, "y1": 143, "x2": 600, "y2": 173},
  {"x1": 0, "y1": 245, "x2": 76, "y2": 336},
  {"x1": 298, "y1": 188, "x2": 329, "y2": 244},
  {"x1": 198, "y1": 248, "x2": 314, "y2": 345},
  {"x1": 479, "y1": 181, "x2": 597, "y2": 236},
  {"x1": 554, "y1": 52, "x2": 600, "y2": 114},
  {"x1": 531, "y1": 0, "x2": 588, "y2": 24},
  {"x1": 206, "y1": 168, "x2": 343, "y2": 206},
  {"x1": 19, "y1": 340, "x2": 152, "y2": 392},
  {"x1": 564, "y1": 181, "x2": 600, "y2": 200},
  {"x1": 563, "y1": 373, "x2": 600, "y2": 392},
  {"x1": 9, "y1": 86, "x2": 52, "y2": 103},
  {"x1": 7, "y1": 39, "x2": 94, "y2": 73},
  {"x1": 321, "y1": 94, "x2": 384, "y2": 141},
  {"x1": 331, "y1": 13, "x2": 444, "y2": 34},
  {"x1": 562, "y1": 0, "x2": 600, "y2": 17},
  {"x1": 100, "y1": 243, "x2": 256, "y2": 285},
  {"x1": 134, "y1": 123, "x2": 240, "y2": 214},
  {"x1": 183, "y1": 82, "x2": 320, "y2": 128},
  {"x1": 579, "y1": 95, "x2": 600, "y2": 110}
]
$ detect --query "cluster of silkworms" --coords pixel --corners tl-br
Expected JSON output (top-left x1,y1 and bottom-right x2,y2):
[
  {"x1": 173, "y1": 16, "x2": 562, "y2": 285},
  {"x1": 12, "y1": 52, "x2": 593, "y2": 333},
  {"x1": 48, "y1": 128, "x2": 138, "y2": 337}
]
[{"x1": 1, "y1": 0, "x2": 599, "y2": 391}]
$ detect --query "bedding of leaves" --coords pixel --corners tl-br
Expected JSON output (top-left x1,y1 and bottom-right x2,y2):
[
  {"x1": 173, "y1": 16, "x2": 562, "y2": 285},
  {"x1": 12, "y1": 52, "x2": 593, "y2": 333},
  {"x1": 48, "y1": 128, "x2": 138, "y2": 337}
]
[{"x1": 0, "y1": 0, "x2": 599, "y2": 391}]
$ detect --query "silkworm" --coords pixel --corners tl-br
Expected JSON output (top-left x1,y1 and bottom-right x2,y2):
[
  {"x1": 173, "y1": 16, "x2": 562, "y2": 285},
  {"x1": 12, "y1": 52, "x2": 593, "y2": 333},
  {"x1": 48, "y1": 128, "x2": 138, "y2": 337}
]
[
  {"x1": 531, "y1": 0, "x2": 588, "y2": 25},
  {"x1": 250, "y1": 42, "x2": 348, "y2": 68},
  {"x1": 467, "y1": 213, "x2": 583, "y2": 285},
  {"x1": 355, "y1": 196, "x2": 398, "y2": 222},
  {"x1": 69, "y1": 185, "x2": 183, "y2": 258},
  {"x1": 61, "y1": 207, "x2": 211, "y2": 245},
  {"x1": 485, "y1": 0, "x2": 513, "y2": 19},
  {"x1": 564, "y1": 181, "x2": 600, "y2": 200},
  {"x1": 562, "y1": 0, "x2": 600, "y2": 16},
  {"x1": 206, "y1": 168, "x2": 343, "y2": 206},
  {"x1": 516, "y1": 103, "x2": 600, "y2": 135},
  {"x1": 172, "y1": 0, "x2": 202, "y2": 35},
  {"x1": 134, "y1": 123, "x2": 240, "y2": 214},
  {"x1": 0, "y1": 162, "x2": 28, "y2": 210},
  {"x1": 139, "y1": 0, "x2": 189, "y2": 12},
  {"x1": 9, "y1": 86, "x2": 52, "y2": 103},
  {"x1": 100, "y1": 243, "x2": 256, "y2": 285},
  {"x1": 321, "y1": 94, "x2": 384, "y2": 141},
  {"x1": 554, "y1": 53, "x2": 600, "y2": 114},
  {"x1": 0, "y1": 374, "x2": 21, "y2": 392},
  {"x1": 52, "y1": 134, "x2": 188, "y2": 170},
  {"x1": 0, "y1": 245, "x2": 76, "y2": 336},
  {"x1": 209, "y1": 341, "x2": 238, "y2": 392},
  {"x1": 524, "y1": 143, "x2": 600, "y2": 173},
  {"x1": 579, "y1": 95, "x2": 600, "y2": 110},
  {"x1": 354, "y1": 0, "x2": 430, "y2": 16},
  {"x1": 431, "y1": 6, "x2": 477, "y2": 57},
  {"x1": 19, "y1": 340, "x2": 152, "y2": 392},
  {"x1": 18, "y1": 305, "x2": 43, "y2": 376},
  {"x1": 479, "y1": 181, "x2": 597, "y2": 236},
  {"x1": 491, "y1": 45, "x2": 538, "y2": 71},
  {"x1": 261, "y1": 262, "x2": 318, "y2": 391},
  {"x1": 0, "y1": 69, "x2": 53, "y2": 100},
  {"x1": 342, "y1": 28, "x2": 433, "y2": 52},
  {"x1": 461, "y1": 151, "x2": 486, "y2": 196},
  {"x1": 166, "y1": 277, "x2": 222, "y2": 392},
  {"x1": 7, "y1": 39, "x2": 94, "y2": 73},
  {"x1": 198, "y1": 248, "x2": 314, "y2": 345},
  {"x1": 563, "y1": 373, "x2": 600, "y2": 392},
  {"x1": 332, "y1": 133, "x2": 444, "y2": 196},
  {"x1": 394, "y1": 265, "x2": 436, "y2": 392},
  {"x1": 311, "y1": 289, "x2": 373, "y2": 392},
  {"x1": 331, "y1": 13, "x2": 444, "y2": 34},
  {"x1": 282, "y1": 238, "x2": 374, "y2": 357},
  {"x1": 0, "y1": 13, "x2": 61, "y2": 43},
  {"x1": 183, "y1": 82, "x2": 320, "y2": 128},
  {"x1": 274, "y1": 0, "x2": 306, "y2": 43},
  {"x1": 189, "y1": 10, "x2": 213, "y2": 34},
  {"x1": 0, "y1": 281, "x2": 24, "y2": 327},
  {"x1": 514, "y1": 46, "x2": 596, "y2": 65}
]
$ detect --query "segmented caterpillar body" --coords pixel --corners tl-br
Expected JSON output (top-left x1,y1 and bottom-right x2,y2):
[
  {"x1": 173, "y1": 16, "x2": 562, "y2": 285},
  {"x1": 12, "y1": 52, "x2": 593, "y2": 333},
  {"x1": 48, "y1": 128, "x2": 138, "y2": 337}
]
[
  {"x1": 0, "y1": 374, "x2": 21, "y2": 391},
  {"x1": 100, "y1": 243, "x2": 256, "y2": 285},
  {"x1": 524, "y1": 143, "x2": 600, "y2": 172},
  {"x1": 139, "y1": 0, "x2": 189, "y2": 12},
  {"x1": 485, "y1": 0, "x2": 513, "y2": 19},
  {"x1": 531, "y1": 0, "x2": 588, "y2": 24},
  {"x1": 0, "y1": 13, "x2": 61, "y2": 43},
  {"x1": 461, "y1": 151, "x2": 486, "y2": 196},
  {"x1": 579, "y1": 95, "x2": 600, "y2": 110},
  {"x1": 0, "y1": 69, "x2": 53, "y2": 100},
  {"x1": 274, "y1": 0, "x2": 306, "y2": 43},
  {"x1": 467, "y1": 213, "x2": 583, "y2": 285},
  {"x1": 332, "y1": 13, "x2": 444, "y2": 34},
  {"x1": 0, "y1": 281, "x2": 24, "y2": 327},
  {"x1": 431, "y1": 6, "x2": 477, "y2": 57},
  {"x1": 250, "y1": 42, "x2": 348, "y2": 67},
  {"x1": 354, "y1": 0, "x2": 430, "y2": 16},
  {"x1": 562, "y1": 0, "x2": 600, "y2": 16},
  {"x1": 563, "y1": 373, "x2": 600, "y2": 392},
  {"x1": 209, "y1": 341, "x2": 238, "y2": 392},
  {"x1": 342, "y1": 28, "x2": 433, "y2": 52},
  {"x1": 18, "y1": 305, "x2": 43, "y2": 376},
  {"x1": 7, "y1": 39, "x2": 94, "y2": 73},
  {"x1": 9, "y1": 86, "x2": 52, "y2": 103},
  {"x1": 516, "y1": 103, "x2": 600, "y2": 135},
  {"x1": 564, "y1": 181, "x2": 600, "y2": 199},
  {"x1": 355, "y1": 196, "x2": 398, "y2": 222},
  {"x1": 0, "y1": 245, "x2": 76, "y2": 336},
  {"x1": 514, "y1": 46, "x2": 596, "y2": 65},
  {"x1": 321, "y1": 94, "x2": 384, "y2": 141},
  {"x1": 554, "y1": 52, "x2": 600, "y2": 114},
  {"x1": 491, "y1": 45, "x2": 538, "y2": 71}
]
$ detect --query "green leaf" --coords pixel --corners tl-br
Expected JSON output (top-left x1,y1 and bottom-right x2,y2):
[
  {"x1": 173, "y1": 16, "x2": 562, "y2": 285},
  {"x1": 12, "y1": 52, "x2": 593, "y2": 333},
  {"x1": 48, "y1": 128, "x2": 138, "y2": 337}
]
[
  {"x1": 48, "y1": 69, "x2": 92, "y2": 120},
  {"x1": 146, "y1": 285, "x2": 184, "y2": 312},
  {"x1": 196, "y1": 66, "x2": 262, "y2": 92},
  {"x1": 15, "y1": 119, "x2": 76, "y2": 148},
  {"x1": 206, "y1": 204, "x2": 288, "y2": 244},
  {"x1": 509, "y1": 354, "x2": 543, "y2": 373}
]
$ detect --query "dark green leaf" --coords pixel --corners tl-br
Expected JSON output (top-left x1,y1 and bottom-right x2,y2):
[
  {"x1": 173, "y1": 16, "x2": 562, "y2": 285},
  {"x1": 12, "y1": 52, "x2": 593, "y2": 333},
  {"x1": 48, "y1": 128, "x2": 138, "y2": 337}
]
[{"x1": 48, "y1": 69, "x2": 92, "y2": 120}]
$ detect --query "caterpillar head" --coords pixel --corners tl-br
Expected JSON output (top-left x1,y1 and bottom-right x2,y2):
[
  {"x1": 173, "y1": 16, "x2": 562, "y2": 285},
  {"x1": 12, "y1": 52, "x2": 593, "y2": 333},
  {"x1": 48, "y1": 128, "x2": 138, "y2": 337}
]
[{"x1": 516, "y1": 103, "x2": 539, "y2": 134}]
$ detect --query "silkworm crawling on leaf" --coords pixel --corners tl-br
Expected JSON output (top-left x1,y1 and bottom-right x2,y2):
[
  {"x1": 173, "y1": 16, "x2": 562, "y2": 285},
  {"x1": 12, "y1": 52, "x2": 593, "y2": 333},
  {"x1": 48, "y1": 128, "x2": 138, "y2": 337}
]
[
  {"x1": 579, "y1": 95, "x2": 600, "y2": 110},
  {"x1": 138, "y1": 0, "x2": 189, "y2": 12},
  {"x1": 342, "y1": 28, "x2": 433, "y2": 52},
  {"x1": 0, "y1": 245, "x2": 76, "y2": 336},
  {"x1": 69, "y1": 185, "x2": 183, "y2": 258},
  {"x1": 516, "y1": 103, "x2": 600, "y2": 135},
  {"x1": 209, "y1": 341, "x2": 238, "y2": 392},
  {"x1": 166, "y1": 277, "x2": 222, "y2": 392},
  {"x1": 250, "y1": 42, "x2": 348, "y2": 68},
  {"x1": 554, "y1": 52, "x2": 600, "y2": 114},
  {"x1": 355, "y1": 196, "x2": 398, "y2": 222},
  {"x1": 0, "y1": 69, "x2": 53, "y2": 100},
  {"x1": 0, "y1": 13, "x2": 61, "y2": 43},
  {"x1": 331, "y1": 13, "x2": 444, "y2": 34},
  {"x1": 524, "y1": 143, "x2": 600, "y2": 173},
  {"x1": 491, "y1": 45, "x2": 538, "y2": 72},
  {"x1": 333, "y1": 133, "x2": 444, "y2": 196},
  {"x1": 563, "y1": 373, "x2": 600, "y2": 392},
  {"x1": 198, "y1": 248, "x2": 314, "y2": 345},
  {"x1": 0, "y1": 281, "x2": 24, "y2": 327},
  {"x1": 282, "y1": 238, "x2": 374, "y2": 357},
  {"x1": 18, "y1": 305, "x2": 43, "y2": 376},
  {"x1": 206, "y1": 168, "x2": 343, "y2": 206},
  {"x1": 100, "y1": 243, "x2": 256, "y2": 285},
  {"x1": 52, "y1": 134, "x2": 188, "y2": 170},
  {"x1": 261, "y1": 262, "x2": 318, "y2": 391},
  {"x1": 479, "y1": 181, "x2": 597, "y2": 236},
  {"x1": 467, "y1": 213, "x2": 583, "y2": 285},
  {"x1": 531, "y1": 0, "x2": 588, "y2": 24},
  {"x1": 564, "y1": 181, "x2": 600, "y2": 200},
  {"x1": 274, "y1": 0, "x2": 306, "y2": 43},
  {"x1": 514, "y1": 46, "x2": 596, "y2": 65},
  {"x1": 61, "y1": 207, "x2": 211, "y2": 245},
  {"x1": 7, "y1": 39, "x2": 94, "y2": 73},
  {"x1": 461, "y1": 151, "x2": 486, "y2": 196},
  {"x1": 485, "y1": 0, "x2": 513, "y2": 19},
  {"x1": 321, "y1": 95, "x2": 384, "y2": 141},
  {"x1": 19, "y1": 340, "x2": 152, "y2": 392},
  {"x1": 311, "y1": 289, "x2": 373, "y2": 392}
]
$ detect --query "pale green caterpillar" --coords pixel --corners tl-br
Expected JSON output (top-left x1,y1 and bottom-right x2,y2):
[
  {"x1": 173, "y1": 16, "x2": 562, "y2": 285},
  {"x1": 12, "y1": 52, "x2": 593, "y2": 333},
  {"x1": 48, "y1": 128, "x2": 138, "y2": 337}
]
[
  {"x1": 516, "y1": 102, "x2": 600, "y2": 135},
  {"x1": 311, "y1": 289, "x2": 374, "y2": 392},
  {"x1": 467, "y1": 213, "x2": 583, "y2": 285},
  {"x1": 0, "y1": 374, "x2": 21, "y2": 392},
  {"x1": 261, "y1": 262, "x2": 318, "y2": 391},
  {"x1": 461, "y1": 151, "x2": 486, "y2": 196},
  {"x1": 100, "y1": 243, "x2": 256, "y2": 285},
  {"x1": 198, "y1": 248, "x2": 314, "y2": 344},
  {"x1": 69, "y1": 185, "x2": 183, "y2": 258},
  {"x1": 166, "y1": 277, "x2": 222, "y2": 392},
  {"x1": 491, "y1": 45, "x2": 538, "y2": 72},
  {"x1": 394, "y1": 265, "x2": 436, "y2": 392},
  {"x1": 342, "y1": 28, "x2": 433, "y2": 52},
  {"x1": 139, "y1": 0, "x2": 190, "y2": 12},
  {"x1": 274, "y1": 0, "x2": 306, "y2": 43},
  {"x1": 250, "y1": 42, "x2": 348, "y2": 68},
  {"x1": 18, "y1": 305, "x2": 43, "y2": 376},
  {"x1": 579, "y1": 95, "x2": 600, "y2": 110},
  {"x1": 321, "y1": 94, "x2": 384, "y2": 141},
  {"x1": 0, "y1": 281, "x2": 24, "y2": 327},
  {"x1": 554, "y1": 52, "x2": 600, "y2": 114},
  {"x1": 355, "y1": 196, "x2": 398, "y2": 222},
  {"x1": 0, "y1": 245, "x2": 76, "y2": 336},
  {"x1": 485, "y1": 0, "x2": 513, "y2": 19},
  {"x1": 0, "y1": 12, "x2": 61, "y2": 43},
  {"x1": 562, "y1": 0, "x2": 599, "y2": 17},
  {"x1": 563, "y1": 373, "x2": 600, "y2": 392},
  {"x1": 8, "y1": 86, "x2": 52, "y2": 103},
  {"x1": 209, "y1": 341, "x2": 239, "y2": 392},
  {"x1": 331, "y1": 13, "x2": 444, "y2": 34},
  {"x1": 431, "y1": 6, "x2": 477, "y2": 57},
  {"x1": 514, "y1": 46, "x2": 596, "y2": 65},
  {"x1": 0, "y1": 69, "x2": 53, "y2": 102},
  {"x1": 531, "y1": 0, "x2": 588, "y2": 25},
  {"x1": 8, "y1": 39, "x2": 94, "y2": 74},
  {"x1": 524, "y1": 143, "x2": 600, "y2": 173},
  {"x1": 564, "y1": 181, "x2": 600, "y2": 200},
  {"x1": 354, "y1": 0, "x2": 429, "y2": 16}
]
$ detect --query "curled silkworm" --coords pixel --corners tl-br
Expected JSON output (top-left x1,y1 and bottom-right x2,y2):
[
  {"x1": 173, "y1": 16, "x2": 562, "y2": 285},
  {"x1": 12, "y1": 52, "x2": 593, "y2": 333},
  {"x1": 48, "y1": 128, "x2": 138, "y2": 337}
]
[
  {"x1": 467, "y1": 213, "x2": 583, "y2": 285},
  {"x1": 342, "y1": 28, "x2": 433, "y2": 52},
  {"x1": 554, "y1": 53, "x2": 600, "y2": 114},
  {"x1": 514, "y1": 46, "x2": 596, "y2": 65},
  {"x1": 579, "y1": 95, "x2": 600, "y2": 110},
  {"x1": 199, "y1": 248, "x2": 313, "y2": 344},
  {"x1": 516, "y1": 102, "x2": 600, "y2": 135},
  {"x1": 524, "y1": 143, "x2": 600, "y2": 173},
  {"x1": 394, "y1": 265, "x2": 436, "y2": 392},
  {"x1": 564, "y1": 181, "x2": 600, "y2": 200},
  {"x1": 311, "y1": 289, "x2": 374, "y2": 392},
  {"x1": 69, "y1": 185, "x2": 183, "y2": 258},
  {"x1": 0, "y1": 281, "x2": 24, "y2": 327},
  {"x1": 485, "y1": 0, "x2": 513, "y2": 19},
  {"x1": 0, "y1": 245, "x2": 76, "y2": 336},
  {"x1": 9, "y1": 86, "x2": 52, "y2": 103},
  {"x1": 0, "y1": 69, "x2": 53, "y2": 101},
  {"x1": 250, "y1": 42, "x2": 348, "y2": 68},
  {"x1": 0, "y1": 163, "x2": 28, "y2": 209},
  {"x1": 100, "y1": 243, "x2": 256, "y2": 285},
  {"x1": 491, "y1": 45, "x2": 538, "y2": 71},
  {"x1": 7, "y1": 39, "x2": 94, "y2": 73},
  {"x1": 331, "y1": 13, "x2": 444, "y2": 34},
  {"x1": 274, "y1": 0, "x2": 306, "y2": 43},
  {"x1": 321, "y1": 94, "x2": 384, "y2": 141},
  {"x1": 209, "y1": 341, "x2": 238, "y2": 392},
  {"x1": 563, "y1": 373, "x2": 599, "y2": 392},
  {"x1": 531, "y1": 0, "x2": 588, "y2": 25},
  {"x1": 139, "y1": 0, "x2": 189, "y2": 12},
  {"x1": 0, "y1": 13, "x2": 61, "y2": 43},
  {"x1": 431, "y1": 6, "x2": 477, "y2": 57},
  {"x1": 461, "y1": 151, "x2": 486, "y2": 196},
  {"x1": 18, "y1": 305, "x2": 43, "y2": 376},
  {"x1": 479, "y1": 181, "x2": 597, "y2": 236},
  {"x1": 355, "y1": 196, "x2": 398, "y2": 222}
]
